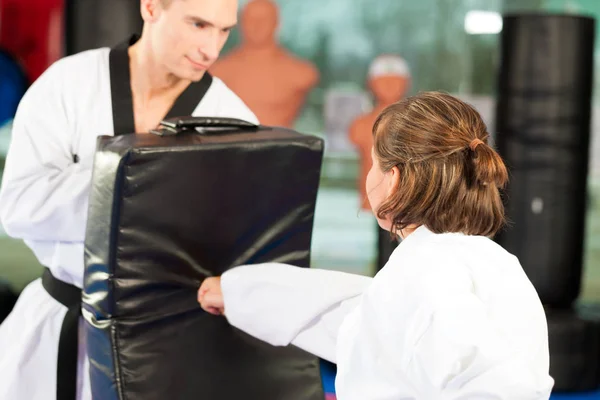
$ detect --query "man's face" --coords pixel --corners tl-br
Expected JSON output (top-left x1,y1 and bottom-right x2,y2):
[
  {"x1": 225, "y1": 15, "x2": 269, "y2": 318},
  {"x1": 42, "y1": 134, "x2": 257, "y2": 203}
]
[{"x1": 146, "y1": 0, "x2": 238, "y2": 81}]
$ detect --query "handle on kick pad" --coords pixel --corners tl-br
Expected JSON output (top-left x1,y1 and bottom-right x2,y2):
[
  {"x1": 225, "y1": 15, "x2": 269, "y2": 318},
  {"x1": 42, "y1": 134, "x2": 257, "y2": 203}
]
[{"x1": 150, "y1": 117, "x2": 260, "y2": 136}]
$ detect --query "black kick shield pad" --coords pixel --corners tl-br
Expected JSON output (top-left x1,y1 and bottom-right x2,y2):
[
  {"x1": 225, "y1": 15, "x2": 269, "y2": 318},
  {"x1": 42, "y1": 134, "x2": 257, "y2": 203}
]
[{"x1": 82, "y1": 117, "x2": 326, "y2": 400}]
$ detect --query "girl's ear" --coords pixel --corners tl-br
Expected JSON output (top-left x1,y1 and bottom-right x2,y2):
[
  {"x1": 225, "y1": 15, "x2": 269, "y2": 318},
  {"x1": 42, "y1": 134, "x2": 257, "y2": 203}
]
[{"x1": 386, "y1": 165, "x2": 400, "y2": 198}]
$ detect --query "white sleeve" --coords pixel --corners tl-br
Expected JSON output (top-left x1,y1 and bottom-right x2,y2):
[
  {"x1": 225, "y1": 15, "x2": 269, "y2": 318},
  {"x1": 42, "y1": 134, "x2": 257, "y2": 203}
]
[
  {"x1": 289, "y1": 293, "x2": 361, "y2": 363},
  {"x1": 0, "y1": 62, "x2": 92, "y2": 242},
  {"x1": 221, "y1": 263, "x2": 371, "y2": 363}
]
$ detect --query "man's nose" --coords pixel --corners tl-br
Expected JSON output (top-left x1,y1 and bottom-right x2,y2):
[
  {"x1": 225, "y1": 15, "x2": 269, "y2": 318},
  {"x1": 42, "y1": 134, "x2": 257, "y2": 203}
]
[{"x1": 197, "y1": 29, "x2": 221, "y2": 62}]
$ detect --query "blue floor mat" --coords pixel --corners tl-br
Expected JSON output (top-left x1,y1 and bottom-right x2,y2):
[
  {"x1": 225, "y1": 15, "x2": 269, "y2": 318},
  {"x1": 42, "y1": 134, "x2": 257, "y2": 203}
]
[
  {"x1": 320, "y1": 361, "x2": 336, "y2": 394},
  {"x1": 551, "y1": 392, "x2": 600, "y2": 399},
  {"x1": 320, "y1": 361, "x2": 600, "y2": 399}
]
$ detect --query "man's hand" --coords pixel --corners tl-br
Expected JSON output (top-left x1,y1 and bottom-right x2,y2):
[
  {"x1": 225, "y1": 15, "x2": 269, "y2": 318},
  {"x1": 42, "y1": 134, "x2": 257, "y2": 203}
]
[{"x1": 197, "y1": 277, "x2": 225, "y2": 315}]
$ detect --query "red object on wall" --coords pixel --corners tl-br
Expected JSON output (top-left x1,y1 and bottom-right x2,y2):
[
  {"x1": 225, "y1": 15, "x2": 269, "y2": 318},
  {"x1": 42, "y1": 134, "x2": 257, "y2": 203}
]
[{"x1": 0, "y1": 0, "x2": 65, "y2": 83}]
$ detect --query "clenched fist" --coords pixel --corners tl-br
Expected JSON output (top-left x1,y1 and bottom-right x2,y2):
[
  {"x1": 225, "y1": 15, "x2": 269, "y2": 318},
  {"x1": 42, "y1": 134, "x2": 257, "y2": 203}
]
[{"x1": 197, "y1": 276, "x2": 225, "y2": 316}]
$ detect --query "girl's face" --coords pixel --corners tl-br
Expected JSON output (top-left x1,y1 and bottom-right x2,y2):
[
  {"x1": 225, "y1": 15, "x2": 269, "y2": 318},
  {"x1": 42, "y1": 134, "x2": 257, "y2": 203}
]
[{"x1": 366, "y1": 146, "x2": 395, "y2": 231}]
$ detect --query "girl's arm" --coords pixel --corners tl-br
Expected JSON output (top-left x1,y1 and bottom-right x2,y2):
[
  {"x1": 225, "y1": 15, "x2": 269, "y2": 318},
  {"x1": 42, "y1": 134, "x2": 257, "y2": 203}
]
[{"x1": 198, "y1": 263, "x2": 372, "y2": 363}]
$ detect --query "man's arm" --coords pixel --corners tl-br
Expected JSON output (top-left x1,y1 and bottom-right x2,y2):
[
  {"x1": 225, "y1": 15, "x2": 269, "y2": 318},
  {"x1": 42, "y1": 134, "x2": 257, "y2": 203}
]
[{"x1": 0, "y1": 61, "x2": 92, "y2": 242}]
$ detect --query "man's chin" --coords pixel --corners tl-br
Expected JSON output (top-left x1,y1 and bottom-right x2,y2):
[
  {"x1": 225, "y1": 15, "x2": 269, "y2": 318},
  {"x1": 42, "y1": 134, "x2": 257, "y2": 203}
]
[
  {"x1": 186, "y1": 68, "x2": 208, "y2": 82},
  {"x1": 173, "y1": 69, "x2": 206, "y2": 82},
  {"x1": 191, "y1": 72, "x2": 207, "y2": 82}
]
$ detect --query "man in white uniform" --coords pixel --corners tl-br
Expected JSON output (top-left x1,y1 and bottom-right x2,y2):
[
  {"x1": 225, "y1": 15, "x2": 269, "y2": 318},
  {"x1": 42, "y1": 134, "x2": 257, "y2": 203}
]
[{"x1": 0, "y1": 0, "x2": 257, "y2": 399}]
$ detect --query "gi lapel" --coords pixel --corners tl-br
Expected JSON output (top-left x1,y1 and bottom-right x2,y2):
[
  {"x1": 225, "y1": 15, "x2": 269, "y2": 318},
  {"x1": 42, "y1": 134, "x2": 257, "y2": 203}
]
[{"x1": 109, "y1": 34, "x2": 213, "y2": 135}]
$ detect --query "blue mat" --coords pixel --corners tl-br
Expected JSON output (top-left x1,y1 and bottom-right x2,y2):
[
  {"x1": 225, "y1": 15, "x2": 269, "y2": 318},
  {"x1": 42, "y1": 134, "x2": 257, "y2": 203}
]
[
  {"x1": 320, "y1": 361, "x2": 600, "y2": 399},
  {"x1": 320, "y1": 361, "x2": 336, "y2": 394},
  {"x1": 551, "y1": 392, "x2": 600, "y2": 400}
]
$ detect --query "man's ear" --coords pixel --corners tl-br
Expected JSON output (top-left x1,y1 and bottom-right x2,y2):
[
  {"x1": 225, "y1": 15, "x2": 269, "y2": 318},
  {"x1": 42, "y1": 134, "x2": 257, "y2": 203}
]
[{"x1": 140, "y1": 0, "x2": 162, "y2": 22}]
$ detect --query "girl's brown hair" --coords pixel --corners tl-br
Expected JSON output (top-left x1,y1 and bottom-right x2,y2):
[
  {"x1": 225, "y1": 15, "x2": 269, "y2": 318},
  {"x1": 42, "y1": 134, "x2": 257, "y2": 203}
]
[{"x1": 372, "y1": 91, "x2": 508, "y2": 237}]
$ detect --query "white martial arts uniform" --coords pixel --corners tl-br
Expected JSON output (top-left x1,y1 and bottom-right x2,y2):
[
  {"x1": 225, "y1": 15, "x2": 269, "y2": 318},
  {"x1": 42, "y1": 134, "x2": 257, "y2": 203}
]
[
  {"x1": 0, "y1": 42, "x2": 257, "y2": 399},
  {"x1": 221, "y1": 225, "x2": 555, "y2": 399}
]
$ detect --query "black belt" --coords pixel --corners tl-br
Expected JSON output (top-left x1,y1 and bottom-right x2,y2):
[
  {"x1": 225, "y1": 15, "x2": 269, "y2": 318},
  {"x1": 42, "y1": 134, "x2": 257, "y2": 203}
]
[{"x1": 41, "y1": 268, "x2": 81, "y2": 400}]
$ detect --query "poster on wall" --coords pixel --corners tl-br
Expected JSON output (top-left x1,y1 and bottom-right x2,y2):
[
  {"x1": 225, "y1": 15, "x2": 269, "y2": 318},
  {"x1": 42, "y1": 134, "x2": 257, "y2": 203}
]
[{"x1": 323, "y1": 89, "x2": 371, "y2": 154}]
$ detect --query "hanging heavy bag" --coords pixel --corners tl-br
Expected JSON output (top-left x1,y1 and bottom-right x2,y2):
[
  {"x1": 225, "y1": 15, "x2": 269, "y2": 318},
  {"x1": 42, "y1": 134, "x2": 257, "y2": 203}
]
[
  {"x1": 82, "y1": 117, "x2": 326, "y2": 400},
  {"x1": 495, "y1": 13, "x2": 600, "y2": 393},
  {"x1": 546, "y1": 304, "x2": 600, "y2": 392},
  {"x1": 494, "y1": 14, "x2": 595, "y2": 308}
]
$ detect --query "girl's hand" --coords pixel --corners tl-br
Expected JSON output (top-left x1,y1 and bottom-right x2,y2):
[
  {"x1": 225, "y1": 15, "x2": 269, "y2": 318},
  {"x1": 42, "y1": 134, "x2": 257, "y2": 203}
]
[{"x1": 197, "y1": 277, "x2": 224, "y2": 316}]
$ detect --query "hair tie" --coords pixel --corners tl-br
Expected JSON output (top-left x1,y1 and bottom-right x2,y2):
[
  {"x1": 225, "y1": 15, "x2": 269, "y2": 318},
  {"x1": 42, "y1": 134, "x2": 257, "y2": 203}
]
[{"x1": 469, "y1": 138, "x2": 484, "y2": 151}]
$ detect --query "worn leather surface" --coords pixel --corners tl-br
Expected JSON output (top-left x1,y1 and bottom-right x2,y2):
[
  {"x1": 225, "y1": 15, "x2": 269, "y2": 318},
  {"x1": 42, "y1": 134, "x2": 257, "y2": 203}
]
[{"x1": 83, "y1": 126, "x2": 326, "y2": 400}]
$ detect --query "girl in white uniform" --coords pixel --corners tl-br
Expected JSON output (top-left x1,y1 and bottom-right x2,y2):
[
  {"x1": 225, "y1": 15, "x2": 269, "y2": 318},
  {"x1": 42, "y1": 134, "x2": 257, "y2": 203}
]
[{"x1": 198, "y1": 91, "x2": 555, "y2": 399}]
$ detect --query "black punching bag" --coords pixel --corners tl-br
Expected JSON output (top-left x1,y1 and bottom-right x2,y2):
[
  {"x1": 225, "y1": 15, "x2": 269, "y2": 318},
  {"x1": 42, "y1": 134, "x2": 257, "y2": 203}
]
[
  {"x1": 495, "y1": 14, "x2": 595, "y2": 308},
  {"x1": 83, "y1": 118, "x2": 326, "y2": 400},
  {"x1": 65, "y1": 0, "x2": 143, "y2": 55},
  {"x1": 0, "y1": 280, "x2": 17, "y2": 323}
]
